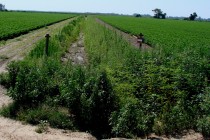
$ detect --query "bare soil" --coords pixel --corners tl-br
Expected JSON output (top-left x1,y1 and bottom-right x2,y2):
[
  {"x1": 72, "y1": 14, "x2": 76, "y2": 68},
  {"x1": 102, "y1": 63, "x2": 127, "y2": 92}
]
[
  {"x1": 96, "y1": 18, "x2": 151, "y2": 50},
  {"x1": 0, "y1": 118, "x2": 95, "y2": 140},
  {"x1": 62, "y1": 33, "x2": 87, "y2": 65},
  {"x1": 0, "y1": 19, "x2": 96, "y2": 140}
]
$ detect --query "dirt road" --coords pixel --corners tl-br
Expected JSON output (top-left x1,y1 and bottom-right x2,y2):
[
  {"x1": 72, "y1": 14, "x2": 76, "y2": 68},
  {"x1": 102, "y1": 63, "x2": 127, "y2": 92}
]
[{"x1": 0, "y1": 18, "x2": 96, "y2": 140}]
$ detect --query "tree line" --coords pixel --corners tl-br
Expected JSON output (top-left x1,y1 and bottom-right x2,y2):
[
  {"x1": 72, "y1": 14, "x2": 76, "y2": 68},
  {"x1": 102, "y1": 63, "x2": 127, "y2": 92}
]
[{"x1": 134, "y1": 8, "x2": 198, "y2": 21}]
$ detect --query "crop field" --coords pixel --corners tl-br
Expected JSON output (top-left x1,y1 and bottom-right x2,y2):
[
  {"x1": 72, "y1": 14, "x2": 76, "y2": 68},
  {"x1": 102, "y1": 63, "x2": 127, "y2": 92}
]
[
  {"x1": 0, "y1": 12, "x2": 75, "y2": 40},
  {"x1": 0, "y1": 14, "x2": 210, "y2": 139},
  {"x1": 98, "y1": 15, "x2": 210, "y2": 49}
]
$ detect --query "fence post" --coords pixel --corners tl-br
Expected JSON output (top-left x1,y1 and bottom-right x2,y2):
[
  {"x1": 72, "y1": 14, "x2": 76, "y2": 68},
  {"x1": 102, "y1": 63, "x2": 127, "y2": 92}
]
[{"x1": 45, "y1": 34, "x2": 50, "y2": 56}]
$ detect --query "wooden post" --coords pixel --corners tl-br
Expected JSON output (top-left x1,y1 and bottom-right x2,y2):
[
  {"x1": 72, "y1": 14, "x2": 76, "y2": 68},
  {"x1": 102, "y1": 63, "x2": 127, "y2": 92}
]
[
  {"x1": 45, "y1": 34, "x2": 50, "y2": 56},
  {"x1": 139, "y1": 33, "x2": 144, "y2": 49}
]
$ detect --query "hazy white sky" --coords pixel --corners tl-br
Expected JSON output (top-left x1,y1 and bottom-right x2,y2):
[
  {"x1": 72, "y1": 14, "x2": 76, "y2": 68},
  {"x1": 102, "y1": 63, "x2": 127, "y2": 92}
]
[{"x1": 0, "y1": 0, "x2": 209, "y2": 18}]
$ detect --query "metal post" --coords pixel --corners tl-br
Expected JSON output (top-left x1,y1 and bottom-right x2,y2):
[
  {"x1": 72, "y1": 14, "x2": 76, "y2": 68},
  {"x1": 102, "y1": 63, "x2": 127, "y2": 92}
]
[{"x1": 45, "y1": 34, "x2": 50, "y2": 56}]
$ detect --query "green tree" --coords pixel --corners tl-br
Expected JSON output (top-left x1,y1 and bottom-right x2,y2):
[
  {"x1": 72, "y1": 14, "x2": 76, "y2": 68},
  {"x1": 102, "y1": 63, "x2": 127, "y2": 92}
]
[
  {"x1": 189, "y1": 12, "x2": 198, "y2": 20},
  {"x1": 152, "y1": 8, "x2": 167, "y2": 19},
  {"x1": 133, "y1": 13, "x2": 142, "y2": 17}
]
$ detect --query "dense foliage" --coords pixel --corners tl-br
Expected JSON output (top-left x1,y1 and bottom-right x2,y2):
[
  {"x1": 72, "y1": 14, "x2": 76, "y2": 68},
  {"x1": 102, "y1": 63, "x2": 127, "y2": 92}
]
[{"x1": 0, "y1": 11, "x2": 75, "y2": 40}]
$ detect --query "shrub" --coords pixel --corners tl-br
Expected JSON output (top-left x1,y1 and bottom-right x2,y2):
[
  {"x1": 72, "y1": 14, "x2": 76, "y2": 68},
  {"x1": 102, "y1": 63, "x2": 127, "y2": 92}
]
[
  {"x1": 88, "y1": 70, "x2": 117, "y2": 138},
  {"x1": 6, "y1": 59, "x2": 63, "y2": 105},
  {"x1": 0, "y1": 102, "x2": 20, "y2": 119},
  {"x1": 18, "y1": 105, "x2": 75, "y2": 130},
  {"x1": 110, "y1": 97, "x2": 148, "y2": 138},
  {"x1": 154, "y1": 101, "x2": 192, "y2": 134},
  {"x1": 7, "y1": 61, "x2": 48, "y2": 104},
  {"x1": 7, "y1": 61, "x2": 20, "y2": 88},
  {"x1": 61, "y1": 69, "x2": 117, "y2": 138},
  {"x1": 197, "y1": 116, "x2": 210, "y2": 136},
  {"x1": 0, "y1": 73, "x2": 9, "y2": 88},
  {"x1": 197, "y1": 87, "x2": 210, "y2": 136}
]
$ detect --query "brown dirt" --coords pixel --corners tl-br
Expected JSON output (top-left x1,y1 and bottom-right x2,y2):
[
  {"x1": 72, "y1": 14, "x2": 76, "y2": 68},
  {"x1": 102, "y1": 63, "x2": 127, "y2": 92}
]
[
  {"x1": 146, "y1": 131, "x2": 204, "y2": 140},
  {"x1": 96, "y1": 18, "x2": 151, "y2": 50},
  {"x1": 107, "y1": 131, "x2": 204, "y2": 140},
  {"x1": 0, "y1": 18, "x2": 96, "y2": 140},
  {"x1": 0, "y1": 118, "x2": 95, "y2": 140}
]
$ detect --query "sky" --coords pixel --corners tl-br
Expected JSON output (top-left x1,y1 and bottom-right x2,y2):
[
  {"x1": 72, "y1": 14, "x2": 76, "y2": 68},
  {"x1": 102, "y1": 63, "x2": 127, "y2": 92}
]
[{"x1": 0, "y1": 0, "x2": 209, "y2": 19}]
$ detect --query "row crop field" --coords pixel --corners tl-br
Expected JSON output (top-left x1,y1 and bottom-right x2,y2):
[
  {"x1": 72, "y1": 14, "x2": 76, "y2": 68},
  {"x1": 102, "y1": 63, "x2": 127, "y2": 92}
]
[
  {"x1": 0, "y1": 15, "x2": 210, "y2": 139},
  {"x1": 0, "y1": 12, "x2": 76, "y2": 40},
  {"x1": 98, "y1": 15, "x2": 210, "y2": 51}
]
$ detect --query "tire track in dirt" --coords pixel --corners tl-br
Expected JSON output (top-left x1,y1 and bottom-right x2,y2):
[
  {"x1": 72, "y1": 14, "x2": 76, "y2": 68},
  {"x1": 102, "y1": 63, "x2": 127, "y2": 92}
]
[
  {"x1": 0, "y1": 18, "x2": 96, "y2": 140},
  {"x1": 96, "y1": 18, "x2": 151, "y2": 50}
]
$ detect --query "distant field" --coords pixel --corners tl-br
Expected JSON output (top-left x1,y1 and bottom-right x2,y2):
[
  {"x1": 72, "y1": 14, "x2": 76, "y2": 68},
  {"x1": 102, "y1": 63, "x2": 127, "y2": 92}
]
[
  {"x1": 0, "y1": 12, "x2": 75, "y2": 40},
  {"x1": 98, "y1": 16, "x2": 210, "y2": 49}
]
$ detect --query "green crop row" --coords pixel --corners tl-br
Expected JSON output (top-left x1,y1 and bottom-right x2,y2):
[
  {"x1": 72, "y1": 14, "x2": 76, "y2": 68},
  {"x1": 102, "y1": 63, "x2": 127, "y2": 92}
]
[{"x1": 0, "y1": 11, "x2": 76, "y2": 40}]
